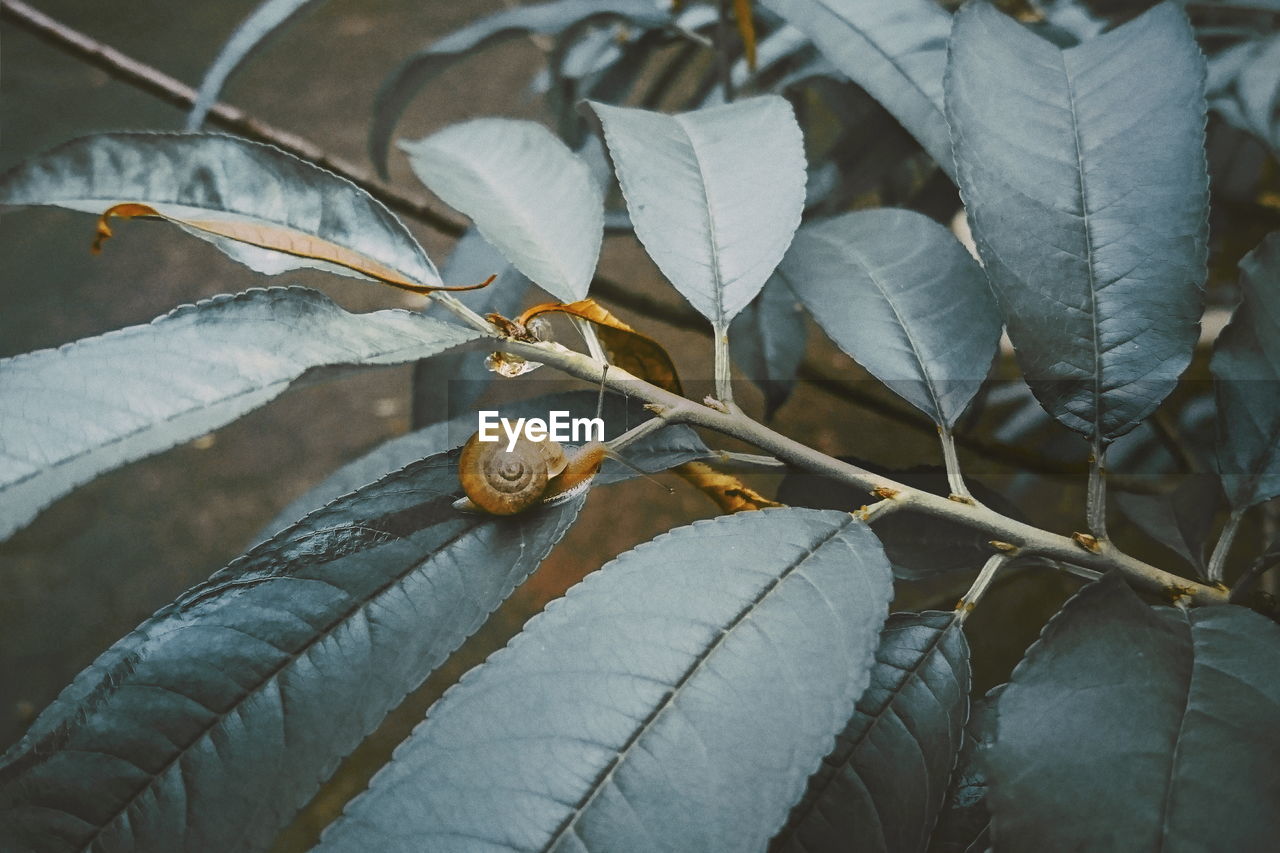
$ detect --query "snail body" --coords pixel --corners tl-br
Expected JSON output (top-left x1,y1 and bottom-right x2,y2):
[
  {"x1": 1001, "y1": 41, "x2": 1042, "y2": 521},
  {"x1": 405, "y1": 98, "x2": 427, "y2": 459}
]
[{"x1": 456, "y1": 433, "x2": 607, "y2": 515}]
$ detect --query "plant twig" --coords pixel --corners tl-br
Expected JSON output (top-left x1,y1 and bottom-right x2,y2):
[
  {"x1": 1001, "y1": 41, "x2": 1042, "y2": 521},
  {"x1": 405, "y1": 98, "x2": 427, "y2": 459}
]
[
  {"x1": 0, "y1": 0, "x2": 470, "y2": 241},
  {"x1": 713, "y1": 323, "x2": 734, "y2": 406},
  {"x1": 606, "y1": 415, "x2": 669, "y2": 452},
  {"x1": 954, "y1": 553, "x2": 1010, "y2": 625},
  {"x1": 495, "y1": 337, "x2": 1231, "y2": 606},
  {"x1": 712, "y1": 451, "x2": 787, "y2": 472},
  {"x1": 1207, "y1": 505, "x2": 1246, "y2": 583},
  {"x1": 3, "y1": 0, "x2": 1174, "y2": 493},
  {"x1": 5, "y1": 0, "x2": 1233, "y2": 607},
  {"x1": 1087, "y1": 439, "x2": 1109, "y2": 539},
  {"x1": 939, "y1": 426, "x2": 973, "y2": 500}
]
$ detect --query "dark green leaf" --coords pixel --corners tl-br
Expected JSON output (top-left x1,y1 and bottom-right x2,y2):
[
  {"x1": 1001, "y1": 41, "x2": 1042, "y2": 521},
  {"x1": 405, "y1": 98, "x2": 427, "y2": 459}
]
[
  {"x1": 186, "y1": 0, "x2": 327, "y2": 131},
  {"x1": 0, "y1": 133, "x2": 443, "y2": 289},
  {"x1": 986, "y1": 573, "x2": 1280, "y2": 850},
  {"x1": 773, "y1": 611, "x2": 971, "y2": 853},
  {"x1": 590, "y1": 96, "x2": 807, "y2": 331},
  {"x1": 0, "y1": 449, "x2": 584, "y2": 853},
  {"x1": 400, "y1": 119, "x2": 603, "y2": 302},
  {"x1": 927, "y1": 688, "x2": 999, "y2": 853},
  {"x1": 781, "y1": 209, "x2": 1000, "y2": 428},
  {"x1": 946, "y1": 2, "x2": 1210, "y2": 443},
  {"x1": 317, "y1": 508, "x2": 894, "y2": 852},
  {"x1": 1115, "y1": 474, "x2": 1221, "y2": 573},
  {"x1": 0, "y1": 287, "x2": 478, "y2": 541},
  {"x1": 730, "y1": 271, "x2": 808, "y2": 419},
  {"x1": 779, "y1": 458, "x2": 1023, "y2": 579},
  {"x1": 1213, "y1": 232, "x2": 1280, "y2": 509},
  {"x1": 757, "y1": 0, "x2": 954, "y2": 179},
  {"x1": 369, "y1": 0, "x2": 672, "y2": 176},
  {"x1": 1207, "y1": 34, "x2": 1280, "y2": 152}
]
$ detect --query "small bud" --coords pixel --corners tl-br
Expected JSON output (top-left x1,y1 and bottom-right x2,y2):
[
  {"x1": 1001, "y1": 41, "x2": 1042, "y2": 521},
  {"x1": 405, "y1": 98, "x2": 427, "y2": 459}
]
[
  {"x1": 485, "y1": 352, "x2": 541, "y2": 377},
  {"x1": 1071, "y1": 532, "x2": 1102, "y2": 553}
]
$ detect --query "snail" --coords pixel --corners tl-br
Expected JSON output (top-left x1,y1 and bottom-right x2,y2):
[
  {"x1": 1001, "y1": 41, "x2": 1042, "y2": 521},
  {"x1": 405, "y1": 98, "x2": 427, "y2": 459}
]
[{"x1": 454, "y1": 433, "x2": 608, "y2": 515}]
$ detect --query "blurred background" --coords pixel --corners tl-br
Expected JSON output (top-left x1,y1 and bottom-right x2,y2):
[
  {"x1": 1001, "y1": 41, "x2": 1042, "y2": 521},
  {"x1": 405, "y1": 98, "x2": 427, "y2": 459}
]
[{"x1": 2, "y1": 1, "x2": 1276, "y2": 848}]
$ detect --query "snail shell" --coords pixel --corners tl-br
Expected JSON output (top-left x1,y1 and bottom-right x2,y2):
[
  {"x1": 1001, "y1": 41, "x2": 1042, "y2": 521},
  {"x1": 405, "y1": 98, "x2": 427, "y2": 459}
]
[{"x1": 457, "y1": 433, "x2": 605, "y2": 515}]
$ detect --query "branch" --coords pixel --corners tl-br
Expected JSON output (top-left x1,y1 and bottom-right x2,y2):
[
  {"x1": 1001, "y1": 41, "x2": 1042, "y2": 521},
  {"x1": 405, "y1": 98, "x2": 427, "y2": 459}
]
[
  {"x1": 0, "y1": 0, "x2": 467, "y2": 239},
  {"x1": 954, "y1": 553, "x2": 1010, "y2": 625},
  {"x1": 496, "y1": 337, "x2": 1231, "y2": 606},
  {"x1": 0, "y1": 0, "x2": 1227, "y2": 603},
  {"x1": 2, "y1": 0, "x2": 1172, "y2": 491}
]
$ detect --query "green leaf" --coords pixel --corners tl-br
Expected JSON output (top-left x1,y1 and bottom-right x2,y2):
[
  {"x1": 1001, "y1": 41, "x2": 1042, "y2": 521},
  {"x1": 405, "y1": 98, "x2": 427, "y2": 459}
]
[
  {"x1": 400, "y1": 119, "x2": 603, "y2": 302},
  {"x1": 781, "y1": 209, "x2": 1000, "y2": 428},
  {"x1": 590, "y1": 96, "x2": 807, "y2": 331},
  {"x1": 986, "y1": 573, "x2": 1280, "y2": 850},
  {"x1": 0, "y1": 287, "x2": 478, "y2": 541},
  {"x1": 757, "y1": 0, "x2": 954, "y2": 179},
  {"x1": 1115, "y1": 474, "x2": 1220, "y2": 574},
  {"x1": 730, "y1": 270, "x2": 808, "y2": 418},
  {"x1": 946, "y1": 2, "x2": 1210, "y2": 443},
  {"x1": 773, "y1": 611, "x2": 971, "y2": 853},
  {"x1": 0, "y1": 132, "x2": 443, "y2": 290},
  {"x1": 186, "y1": 0, "x2": 327, "y2": 131},
  {"x1": 317, "y1": 508, "x2": 894, "y2": 852},
  {"x1": 1207, "y1": 34, "x2": 1280, "y2": 152},
  {"x1": 927, "y1": 688, "x2": 998, "y2": 853},
  {"x1": 259, "y1": 390, "x2": 708, "y2": 539},
  {"x1": 0, "y1": 449, "x2": 584, "y2": 853},
  {"x1": 1213, "y1": 233, "x2": 1280, "y2": 509},
  {"x1": 370, "y1": 0, "x2": 672, "y2": 176}
]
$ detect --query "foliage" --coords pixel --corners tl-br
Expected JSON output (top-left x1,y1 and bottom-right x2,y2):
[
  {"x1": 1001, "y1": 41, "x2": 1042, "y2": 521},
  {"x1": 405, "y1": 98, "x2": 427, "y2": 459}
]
[{"x1": 2, "y1": 1, "x2": 1279, "y2": 851}]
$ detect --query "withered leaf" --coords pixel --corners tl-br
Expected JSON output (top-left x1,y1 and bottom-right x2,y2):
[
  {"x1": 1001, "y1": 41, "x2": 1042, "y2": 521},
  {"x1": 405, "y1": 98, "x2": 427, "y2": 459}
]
[{"x1": 92, "y1": 202, "x2": 491, "y2": 295}]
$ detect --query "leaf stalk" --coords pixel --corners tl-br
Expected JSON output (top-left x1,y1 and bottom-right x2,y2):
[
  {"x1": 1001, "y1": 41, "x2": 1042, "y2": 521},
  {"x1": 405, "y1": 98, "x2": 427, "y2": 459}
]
[
  {"x1": 954, "y1": 553, "x2": 1010, "y2": 625},
  {"x1": 1087, "y1": 439, "x2": 1109, "y2": 539},
  {"x1": 1207, "y1": 506, "x2": 1246, "y2": 583}
]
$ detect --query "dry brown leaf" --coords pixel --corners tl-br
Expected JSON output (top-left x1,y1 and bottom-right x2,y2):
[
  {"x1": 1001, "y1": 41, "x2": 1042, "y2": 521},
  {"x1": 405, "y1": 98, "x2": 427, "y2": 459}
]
[
  {"x1": 674, "y1": 461, "x2": 782, "y2": 514},
  {"x1": 734, "y1": 0, "x2": 757, "y2": 71},
  {"x1": 517, "y1": 299, "x2": 683, "y2": 394},
  {"x1": 91, "y1": 203, "x2": 492, "y2": 295}
]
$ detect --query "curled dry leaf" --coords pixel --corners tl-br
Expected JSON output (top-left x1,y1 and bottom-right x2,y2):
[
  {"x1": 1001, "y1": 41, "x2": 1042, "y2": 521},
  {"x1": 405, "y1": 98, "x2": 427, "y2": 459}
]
[
  {"x1": 92, "y1": 203, "x2": 493, "y2": 295},
  {"x1": 734, "y1": 0, "x2": 758, "y2": 70},
  {"x1": 496, "y1": 299, "x2": 778, "y2": 514},
  {"x1": 484, "y1": 351, "x2": 542, "y2": 377},
  {"x1": 515, "y1": 298, "x2": 684, "y2": 394},
  {"x1": 675, "y1": 460, "x2": 782, "y2": 513}
]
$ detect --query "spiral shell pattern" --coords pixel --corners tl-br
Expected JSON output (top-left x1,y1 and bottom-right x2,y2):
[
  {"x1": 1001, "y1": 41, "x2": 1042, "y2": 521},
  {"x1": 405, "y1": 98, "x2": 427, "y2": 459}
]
[{"x1": 459, "y1": 434, "x2": 549, "y2": 515}]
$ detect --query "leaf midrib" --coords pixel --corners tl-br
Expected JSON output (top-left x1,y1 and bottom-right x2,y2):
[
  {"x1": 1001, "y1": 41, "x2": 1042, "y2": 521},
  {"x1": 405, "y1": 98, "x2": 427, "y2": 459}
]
[
  {"x1": 541, "y1": 516, "x2": 857, "y2": 851},
  {"x1": 1059, "y1": 52, "x2": 1105, "y2": 444},
  {"x1": 1153, "y1": 610, "x2": 1197, "y2": 852},
  {"x1": 810, "y1": 229, "x2": 947, "y2": 424},
  {"x1": 68, "y1": 515, "x2": 487, "y2": 853},
  {"x1": 672, "y1": 112, "x2": 727, "y2": 329},
  {"x1": 776, "y1": 615, "x2": 960, "y2": 848},
  {"x1": 0, "y1": 314, "x2": 458, "y2": 492}
]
